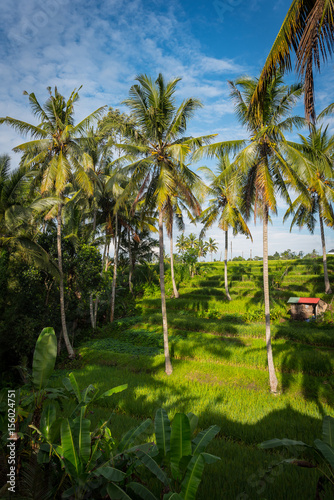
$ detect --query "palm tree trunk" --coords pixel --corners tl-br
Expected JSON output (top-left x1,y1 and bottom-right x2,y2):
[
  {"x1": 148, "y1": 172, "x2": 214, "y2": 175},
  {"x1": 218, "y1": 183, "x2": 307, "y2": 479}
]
[
  {"x1": 93, "y1": 297, "x2": 98, "y2": 328},
  {"x1": 128, "y1": 229, "x2": 133, "y2": 294},
  {"x1": 319, "y1": 211, "x2": 332, "y2": 294},
  {"x1": 224, "y1": 230, "x2": 231, "y2": 301},
  {"x1": 110, "y1": 212, "x2": 119, "y2": 323},
  {"x1": 89, "y1": 294, "x2": 95, "y2": 328},
  {"x1": 92, "y1": 207, "x2": 97, "y2": 236},
  {"x1": 263, "y1": 205, "x2": 278, "y2": 393},
  {"x1": 105, "y1": 239, "x2": 110, "y2": 272},
  {"x1": 57, "y1": 204, "x2": 75, "y2": 358},
  {"x1": 170, "y1": 224, "x2": 179, "y2": 298},
  {"x1": 159, "y1": 209, "x2": 173, "y2": 375}
]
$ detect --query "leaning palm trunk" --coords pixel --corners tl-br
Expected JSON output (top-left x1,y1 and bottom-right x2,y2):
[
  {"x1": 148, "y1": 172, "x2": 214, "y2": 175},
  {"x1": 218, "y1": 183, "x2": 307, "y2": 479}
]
[
  {"x1": 110, "y1": 212, "x2": 119, "y2": 323},
  {"x1": 319, "y1": 210, "x2": 332, "y2": 294},
  {"x1": 57, "y1": 204, "x2": 75, "y2": 358},
  {"x1": 159, "y1": 210, "x2": 173, "y2": 375},
  {"x1": 263, "y1": 205, "x2": 278, "y2": 393},
  {"x1": 224, "y1": 230, "x2": 231, "y2": 301},
  {"x1": 170, "y1": 224, "x2": 179, "y2": 298}
]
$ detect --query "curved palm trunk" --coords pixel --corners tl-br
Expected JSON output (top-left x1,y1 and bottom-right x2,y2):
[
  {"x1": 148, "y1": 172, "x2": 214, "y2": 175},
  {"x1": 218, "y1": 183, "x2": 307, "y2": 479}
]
[
  {"x1": 57, "y1": 204, "x2": 75, "y2": 358},
  {"x1": 170, "y1": 224, "x2": 179, "y2": 298},
  {"x1": 159, "y1": 210, "x2": 173, "y2": 375},
  {"x1": 263, "y1": 205, "x2": 278, "y2": 393},
  {"x1": 224, "y1": 230, "x2": 231, "y2": 301},
  {"x1": 110, "y1": 212, "x2": 119, "y2": 323},
  {"x1": 319, "y1": 211, "x2": 332, "y2": 294}
]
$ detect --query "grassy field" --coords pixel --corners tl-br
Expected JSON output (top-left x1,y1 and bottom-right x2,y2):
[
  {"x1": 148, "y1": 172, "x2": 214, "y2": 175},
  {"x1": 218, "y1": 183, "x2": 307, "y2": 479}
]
[{"x1": 56, "y1": 257, "x2": 334, "y2": 499}]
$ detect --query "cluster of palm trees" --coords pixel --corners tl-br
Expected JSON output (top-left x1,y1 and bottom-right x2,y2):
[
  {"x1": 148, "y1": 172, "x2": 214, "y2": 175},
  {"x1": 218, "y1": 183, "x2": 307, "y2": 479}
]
[
  {"x1": 176, "y1": 233, "x2": 218, "y2": 262},
  {"x1": 1, "y1": 0, "x2": 334, "y2": 392}
]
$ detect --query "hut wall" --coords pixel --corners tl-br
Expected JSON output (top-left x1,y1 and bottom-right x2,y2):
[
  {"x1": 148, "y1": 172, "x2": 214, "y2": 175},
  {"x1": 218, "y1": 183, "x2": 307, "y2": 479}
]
[{"x1": 290, "y1": 303, "x2": 315, "y2": 320}]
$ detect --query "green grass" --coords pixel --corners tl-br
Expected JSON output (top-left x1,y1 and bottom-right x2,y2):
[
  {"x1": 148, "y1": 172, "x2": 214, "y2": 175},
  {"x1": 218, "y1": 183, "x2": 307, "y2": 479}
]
[{"x1": 56, "y1": 257, "x2": 334, "y2": 500}]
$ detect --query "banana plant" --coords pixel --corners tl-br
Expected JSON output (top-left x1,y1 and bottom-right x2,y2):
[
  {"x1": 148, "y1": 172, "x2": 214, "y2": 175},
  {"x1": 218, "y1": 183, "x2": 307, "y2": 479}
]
[
  {"x1": 130, "y1": 409, "x2": 221, "y2": 500},
  {"x1": 260, "y1": 415, "x2": 334, "y2": 497},
  {"x1": 16, "y1": 327, "x2": 64, "y2": 432},
  {"x1": 62, "y1": 371, "x2": 128, "y2": 417}
]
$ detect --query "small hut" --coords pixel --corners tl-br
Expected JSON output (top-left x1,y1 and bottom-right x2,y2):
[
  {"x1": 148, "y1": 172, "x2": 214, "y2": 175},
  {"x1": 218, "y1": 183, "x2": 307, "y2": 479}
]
[{"x1": 287, "y1": 297, "x2": 328, "y2": 320}]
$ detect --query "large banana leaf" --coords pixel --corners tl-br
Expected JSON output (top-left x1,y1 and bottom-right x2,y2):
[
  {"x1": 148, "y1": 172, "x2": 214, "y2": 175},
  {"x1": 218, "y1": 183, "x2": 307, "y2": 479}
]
[
  {"x1": 80, "y1": 384, "x2": 95, "y2": 403},
  {"x1": 170, "y1": 413, "x2": 192, "y2": 480},
  {"x1": 135, "y1": 449, "x2": 170, "y2": 486},
  {"x1": 314, "y1": 439, "x2": 334, "y2": 468},
  {"x1": 32, "y1": 327, "x2": 57, "y2": 390},
  {"x1": 106, "y1": 483, "x2": 132, "y2": 499},
  {"x1": 60, "y1": 418, "x2": 82, "y2": 477},
  {"x1": 40, "y1": 403, "x2": 56, "y2": 441},
  {"x1": 186, "y1": 413, "x2": 198, "y2": 436},
  {"x1": 118, "y1": 418, "x2": 152, "y2": 452},
  {"x1": 259, "y1": 438, "x2": 310, "y2": 449},
  {"x1": 180, "y1": 454, "x2": 205, "y2": 500},
  {"x1": 322, "y1": 416, "x2": 334, "y2": 447},
  {"x1": 73, "y1": 406, "x2": 91, "y2": 464},
  {"x1": 94, "y1": 466, "x2": 126, "y2": 482},
  {"x1": 128, "y1": 482, "x2": 158, "y2": 500},
  {"x1": 201, "y1": 452, "x2": 220, "y2": 465},
  {"x1": 192, "y1": 425, "x2": 220, "y2": 455},
  {"x1": 63, "y1": 372, "x2": 82, "y2": 402},
  {"x1": 95, "y1": 384, "x2": 128, "y2": 401},
  {"x1": 155, "y1": 408, "x2": 171, "y2": 457}
]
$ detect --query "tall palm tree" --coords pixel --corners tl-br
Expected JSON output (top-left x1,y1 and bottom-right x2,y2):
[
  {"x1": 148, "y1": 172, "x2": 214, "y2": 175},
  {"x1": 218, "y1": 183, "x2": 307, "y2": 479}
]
[
  {"x1": 0, "y1": 87, "x2": 105, "y2": 358},
  {"x1": 284, "y1": 120, "x2": 334, "y2": 293},
  {"x1": 252, "y1": 0, "x2": 334, "y2": 123},
  {"x1": 199, "y1": 154, "x2": 252, "y2": 300},
  {"x1": 122, "y1": 73, "x2": 214, "y2": 375},
  {"x1": 195, "y1": 74, "x2": 304, "y2": 393}
]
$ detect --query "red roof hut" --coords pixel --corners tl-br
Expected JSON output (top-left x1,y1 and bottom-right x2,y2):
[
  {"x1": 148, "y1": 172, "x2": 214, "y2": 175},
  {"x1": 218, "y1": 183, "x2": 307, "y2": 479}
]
[{"x1": 287, "y1": 297, "x2": 328, "y2": 320}]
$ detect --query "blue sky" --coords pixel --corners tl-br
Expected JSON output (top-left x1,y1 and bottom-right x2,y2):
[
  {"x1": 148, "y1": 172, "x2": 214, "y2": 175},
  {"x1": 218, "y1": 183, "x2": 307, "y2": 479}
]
[{"x1": 1, "y1": 0, "x2": 333, "y2": 257}]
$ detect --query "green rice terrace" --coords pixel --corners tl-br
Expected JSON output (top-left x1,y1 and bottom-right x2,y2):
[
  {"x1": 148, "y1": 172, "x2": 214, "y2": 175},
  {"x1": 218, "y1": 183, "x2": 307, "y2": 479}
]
[{"x1": 61, "y1": 257, "x2": 334, "y2": 500}]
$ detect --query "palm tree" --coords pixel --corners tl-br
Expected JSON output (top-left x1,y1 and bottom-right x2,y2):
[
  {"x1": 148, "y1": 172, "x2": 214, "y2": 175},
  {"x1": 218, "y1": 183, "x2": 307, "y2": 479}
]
[
  {"x1": 194, "y1": 74, "x2": 304, "y2": 393},
  {"x1": 252, "y1": 0, "x2": 334, "y2": 123},
  {"x1": 122, "y1": 73, "x2": 213, "y2": 375},
  {"x1": 0, "y1": 155, "x2": 59, "y2": 275},
  {"x1": 197, "y1": 239, "x2": 208, "y2": 262},
  {"x1": 0, "y1": 87, "x2": 105, "y2": 358},
  {"x1": 284, "y1": 120, "x2": 334, "y2": 293},
  {"x1": 186, "y1": 233, "x2": 199, "y2": 249},
  {"x1": 206, "y1": 237, "x2": 218, "y2": 262},
  {"x1": 176, "y1": 233, "x2": 187, "y2": 255},
  {"x1": 199, "y1": 154, "x2": 252, "y2": 300}
]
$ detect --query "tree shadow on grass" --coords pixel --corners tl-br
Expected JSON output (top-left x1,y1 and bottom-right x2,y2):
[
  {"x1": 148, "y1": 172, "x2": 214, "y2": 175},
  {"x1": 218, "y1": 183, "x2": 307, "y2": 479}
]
[
  {"x1": 71, "y1": 353, "x2": 332, "y2": 499},
  {"x1": 242, "y1": 336, "x2": 334, "y2": 415}
]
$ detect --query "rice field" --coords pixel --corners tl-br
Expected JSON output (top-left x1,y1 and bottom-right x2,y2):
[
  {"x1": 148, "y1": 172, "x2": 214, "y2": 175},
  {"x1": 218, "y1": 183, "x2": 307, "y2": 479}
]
[{"x1": 59, "y1": 257, "x2": 334, "y2": 499}]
